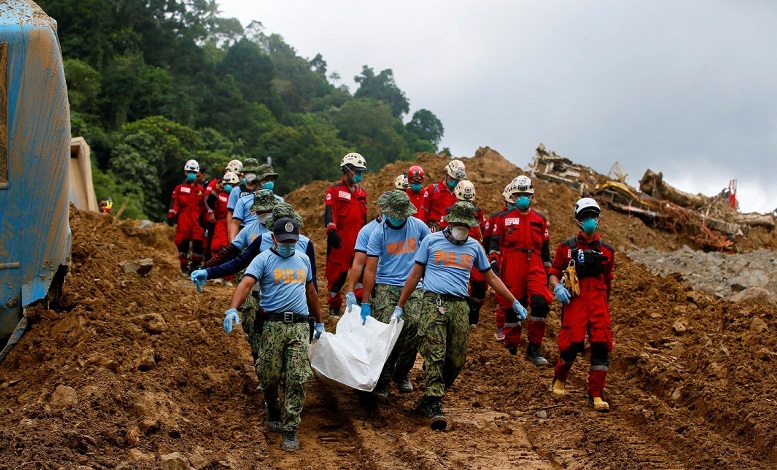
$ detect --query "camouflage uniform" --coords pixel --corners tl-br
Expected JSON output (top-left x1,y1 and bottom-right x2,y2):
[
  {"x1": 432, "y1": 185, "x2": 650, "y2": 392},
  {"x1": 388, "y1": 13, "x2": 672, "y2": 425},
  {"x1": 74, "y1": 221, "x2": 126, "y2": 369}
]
[
  {"x1": 417, "y1": 295, "x2": 470, "y2": 398},
  {"x1": 373, "y1": 284, "x2": 423, "y2": 382},
  {"x1": 255, "y1": 321, "x2": 313, "y2": 431}
]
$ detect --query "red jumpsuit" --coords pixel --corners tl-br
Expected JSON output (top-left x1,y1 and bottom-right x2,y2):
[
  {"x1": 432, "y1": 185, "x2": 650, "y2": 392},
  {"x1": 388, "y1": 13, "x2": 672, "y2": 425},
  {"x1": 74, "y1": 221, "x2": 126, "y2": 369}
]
[
  {"x1": 406, "y1": 187, "x2": 425, "y2": 221},
  {"x1": 548, "y1": 233, "x2": 615, "y2": 398},
  {"x1": 490, "y1": 208, "x2": 553, "y2": 349},
  {"x1": 206, "y1": 188, "x2": 230, "y2": 255},
  {"x1": 421, "y1": 181, "x2": 457, "y2": 230},
  {"x1": 168, "y1": 182, "x2": 206, "y2": 270},
  {"x1": 484, "y1": 208, "x2": 506, "y2": 329},
  {"x1": 325, "y1": 179, "x2": 367, "y2": 311}
]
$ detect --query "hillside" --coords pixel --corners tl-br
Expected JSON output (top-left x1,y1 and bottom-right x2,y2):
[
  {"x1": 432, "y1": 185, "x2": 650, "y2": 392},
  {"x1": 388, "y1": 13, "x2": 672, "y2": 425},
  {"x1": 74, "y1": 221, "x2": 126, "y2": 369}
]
[{"x1": 1, "y1": 148, "x2": 776, "y2": 468}]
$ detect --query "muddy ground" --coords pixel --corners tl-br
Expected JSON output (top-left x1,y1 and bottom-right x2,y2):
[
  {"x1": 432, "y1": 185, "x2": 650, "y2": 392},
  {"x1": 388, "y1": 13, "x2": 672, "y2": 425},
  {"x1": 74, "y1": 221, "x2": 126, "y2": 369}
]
[{"x1": 1, "y1": 149, "x2": 776, "y2": 469}]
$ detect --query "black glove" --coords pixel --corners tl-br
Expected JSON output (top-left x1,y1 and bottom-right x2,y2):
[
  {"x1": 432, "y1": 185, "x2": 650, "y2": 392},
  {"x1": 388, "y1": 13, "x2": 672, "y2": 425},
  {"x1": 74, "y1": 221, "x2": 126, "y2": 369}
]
[
  {"x1": 328, "y1": 230, "x2": 343, "y2": 249},
  {"x1": 490, "y1": 259, "x2": 500, "y2": 276}
]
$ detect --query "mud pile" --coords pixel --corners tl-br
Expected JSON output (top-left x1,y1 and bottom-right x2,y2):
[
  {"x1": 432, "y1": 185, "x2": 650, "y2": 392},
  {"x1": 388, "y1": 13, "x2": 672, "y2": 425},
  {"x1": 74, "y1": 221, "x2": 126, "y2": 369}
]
[{"x1": 0, "y1": 148, "x2": 775, "y2": 468}]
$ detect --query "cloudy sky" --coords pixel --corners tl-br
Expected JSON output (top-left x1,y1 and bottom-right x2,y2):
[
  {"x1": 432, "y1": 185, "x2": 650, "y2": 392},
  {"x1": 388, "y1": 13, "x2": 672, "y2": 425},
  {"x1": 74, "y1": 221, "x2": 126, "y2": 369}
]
[{"x1": 218, "y1": 0, "x2": 777, "y2": 213}]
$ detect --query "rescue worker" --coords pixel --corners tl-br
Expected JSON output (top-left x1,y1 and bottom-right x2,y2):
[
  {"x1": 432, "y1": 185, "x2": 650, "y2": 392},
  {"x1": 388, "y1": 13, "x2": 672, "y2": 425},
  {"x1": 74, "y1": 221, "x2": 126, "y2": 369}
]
[
  {"x1": 394, "y1": 174, "x2": 409, "y2": 191},
  {"x1": 204, "y1": 171, "x2": 237, "y2": 264},
  {"x1": 231, "y1": 163, "x2": 282, "y2": 241},
  {"x1": 227, "y1": 157, "x2": 261, "y2": 241},
  {"x1": 359, "y1": 191, "x2": 431, "y2": 398},
  {"x1": 99, "y1": 197, "x2": 113, "y2": 214},
  {"x1": 548, "y1": 198, "x2": 615, "y2": 412},
  {"x1": 489, "y1": 175, "x2": 553, "y2": 366},
  {"x1": 406, "y1": 165, "x2": 425, "y2": 220},
  {"x1": 421, "y1": 159, "x2": 466, "y2": 231},
  {"x1": 324, "y1": 153, "x2": 368, "y2": 318},
  {"x1": 223, "y1": 159, "x2": 243, "y2": 229},
  {"x1": 222, "y1": 217, "x2": 324, "y2": 451},
  {"x1": 394, "y1": 202, "x2": 527, "y2": 430},
  {"x1": 484, "y1": 183, "x2": 514, "y2": 342},
  {"x1": 168, "y1": 159, "x2": 207, "y2": 275}
]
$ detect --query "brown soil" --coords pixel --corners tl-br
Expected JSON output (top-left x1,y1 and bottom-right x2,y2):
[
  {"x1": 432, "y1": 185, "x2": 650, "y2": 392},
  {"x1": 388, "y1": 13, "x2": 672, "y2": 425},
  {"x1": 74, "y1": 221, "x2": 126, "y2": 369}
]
[{"x1": 1, "y1": 149, "x2": 775, "y2": 468}]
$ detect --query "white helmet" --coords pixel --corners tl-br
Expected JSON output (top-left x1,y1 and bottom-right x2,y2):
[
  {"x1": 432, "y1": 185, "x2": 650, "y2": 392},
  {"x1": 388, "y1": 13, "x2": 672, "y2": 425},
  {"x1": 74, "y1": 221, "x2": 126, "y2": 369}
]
[
  {"x1": 226, "y1": 159, "x2": 242, "y2": 173},
  {"x1": 502, "y1": 183, "x2": 515, "y2": 204},
  {"x1": 510, "y1": 175, "x2": 534, "y2": 195},
  {"x1": 184, "y1": 159, "x2": 200, "y2": 172},
  {"x1": 340, "y1": 152, "x2": 367, "y2": 171},
  {"x1": 222, "y1": 171, "x2": 240, "y2": 185},
  {"x1": 574, "y1": 197, "x2": 601, "y2": 220},
  {"x1": 454, "y1": 180, "x2": 476, "y2": 201},
  {"x1": 446, "y1": 159, "x2": 467, "y2": 180},
  {"x1": 394, "y1": 174, "x2": 409, "y2": 190}
]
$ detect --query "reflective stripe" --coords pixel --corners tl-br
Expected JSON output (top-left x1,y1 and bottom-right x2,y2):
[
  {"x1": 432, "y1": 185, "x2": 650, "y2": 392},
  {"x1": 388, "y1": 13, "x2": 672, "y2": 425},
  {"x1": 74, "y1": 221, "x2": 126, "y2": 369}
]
[
  {"x1": 504, "y1": 322, "x2": 522, "y2": 328},
  {"x1": 591, "y1": 365, "x2": 608, "y2": 371},
  {"x1": 528, "y1": 316, "x2": 546, "y2": 322}
]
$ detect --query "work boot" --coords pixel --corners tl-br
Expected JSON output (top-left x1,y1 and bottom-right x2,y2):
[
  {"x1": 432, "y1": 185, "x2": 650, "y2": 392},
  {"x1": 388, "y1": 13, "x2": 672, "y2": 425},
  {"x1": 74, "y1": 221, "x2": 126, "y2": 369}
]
[
  {"x1": 266, "y1": 407, "x2": 283, "y2": 433},
  {"x1": 429, "y1": 398, "x2": 447, "y2": 431},
  {"x1": 526, "y1": 343, "x2": 549, "y2": 367},
  {"x1": 506, "y1": 345, "x2": 517, "y2": 356},
  {"x1": 328, "y1": 306, "x2": 340, "y2": 320},
  {"x1": 588, "y1": 395, "x2": 610, "y2": 412},
  {"x1": 415, "y1": 396, "x2": 433, "y2": 417},
  {"x1": 551, "y1": 378, "x2": 566, "y2": 399},
  {"x1": 494, "y1": 327, "x2": 505, "y2": 341},
  {"x1": 395, "y1": 376, "x2": 413, "y2": 393},
  {"x1": 372, "y1": 380, "x2": 389, "y2": 399},
  {"x1": 281, "y1": 431, "x2": 299, "y2": 451}
]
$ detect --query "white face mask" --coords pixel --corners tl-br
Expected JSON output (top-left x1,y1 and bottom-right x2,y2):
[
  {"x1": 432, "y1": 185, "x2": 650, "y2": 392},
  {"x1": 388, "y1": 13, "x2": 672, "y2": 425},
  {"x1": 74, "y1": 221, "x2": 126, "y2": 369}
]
[
  {"x1": 257, "y1": 213, "x2": 272, "y2": 223},
  {"x1": 450, "y1": 226, "x2": 469, "y2": 241},
  {"x1": 244, "y1": 172, "x2": 257, "y2": 183}
]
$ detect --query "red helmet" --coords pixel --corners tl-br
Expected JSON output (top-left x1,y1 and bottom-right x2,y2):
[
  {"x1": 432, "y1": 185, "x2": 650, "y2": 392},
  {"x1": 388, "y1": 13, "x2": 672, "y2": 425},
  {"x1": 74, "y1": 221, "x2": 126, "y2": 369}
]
[{"x1": 407, "y1": 165, "x2": 425, "y2": 183}]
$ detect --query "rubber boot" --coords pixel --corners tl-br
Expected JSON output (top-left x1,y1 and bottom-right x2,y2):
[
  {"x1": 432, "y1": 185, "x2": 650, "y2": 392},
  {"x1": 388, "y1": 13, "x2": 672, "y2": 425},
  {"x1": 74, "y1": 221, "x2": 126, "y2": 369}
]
[
  {"x1": 526, "y1": 343, "x2": 549, "y2": 366},
  {"x1": 551, "y1": 378, "x2": 565, "y2": 399},
  {"x1": 281, "y1": 431, "x2": 299, "y2": 451},
  {"x1": 429, "y1": 398, "x2": 447, "y2": 430},
  {"x1": 589, "y1": 395, "x2": 610, "y2": 412}
]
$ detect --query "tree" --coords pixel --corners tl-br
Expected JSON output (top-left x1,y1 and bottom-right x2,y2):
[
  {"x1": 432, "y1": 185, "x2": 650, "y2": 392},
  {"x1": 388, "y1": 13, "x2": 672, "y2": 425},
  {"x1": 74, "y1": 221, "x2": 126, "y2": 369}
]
[
  {"x1": 334, "y1": 99, "x2": 409, "y2": 169},
  {"x1": 354, "y1": 66, "x2": 410, "y2": 119},
  {"x1": 406, "y1": 109, "x2": 444, "y2": 147}
]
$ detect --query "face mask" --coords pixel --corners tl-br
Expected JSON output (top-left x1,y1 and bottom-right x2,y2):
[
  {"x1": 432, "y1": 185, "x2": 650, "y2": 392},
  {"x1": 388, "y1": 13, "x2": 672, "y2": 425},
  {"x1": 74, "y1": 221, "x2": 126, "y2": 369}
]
[
  {"x1": 351, "y1": 173, "x2": 363, "y2": 183},
  {"x1": 241, "y1": 178, "x2": 247, "y2": 185},
  {"x1": 446, "y1": 179, "x2": 457, "y2": 189},
  {"x1": 276, "y1": 243, "x2": 295, "y2": 257},
  {"x1": 387, "y1": 216, "x2": 405, "y2": 228},
  {"x1": 244, "y1": 173, "x2": 257, "y2": 183},
  {"x1": 262, "y1": 181, "x2": 275, "y2": 191},
  {"x1": 450, "y1": 226, "x2": 469, "y2": 241},
  {"x1": 410, "y1": 183, "x2": 423, "y2": 193},
  {"x1": 580, "y1": 218, "x2": 598, "y2": 235},
  {"x1": 186, "y1": 173, "x2": 196, "y2": 183},
  {"x1": 223, "y1": 184, "x2": 233, "y2": 194},
  {"x1": 257, "y1": 213, "x2": 272, "y2": 224},
  {"x1": 516, "y1": 196, "x2": 531, "y2": 211}
]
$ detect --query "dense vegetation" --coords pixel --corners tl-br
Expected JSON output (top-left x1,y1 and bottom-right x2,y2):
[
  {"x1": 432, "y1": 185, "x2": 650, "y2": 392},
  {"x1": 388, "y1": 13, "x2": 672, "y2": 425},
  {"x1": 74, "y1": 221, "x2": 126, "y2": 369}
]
[{"x1": 40, "y1": 0, "x2": 445, "y2": 220}]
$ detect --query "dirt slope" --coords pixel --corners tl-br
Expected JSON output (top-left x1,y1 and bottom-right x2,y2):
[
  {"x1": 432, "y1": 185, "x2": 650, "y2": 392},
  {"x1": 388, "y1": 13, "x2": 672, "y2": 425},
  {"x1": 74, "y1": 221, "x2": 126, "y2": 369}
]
[{"x1": 1, "y1": 148, "x2": 775, "y2": 468}]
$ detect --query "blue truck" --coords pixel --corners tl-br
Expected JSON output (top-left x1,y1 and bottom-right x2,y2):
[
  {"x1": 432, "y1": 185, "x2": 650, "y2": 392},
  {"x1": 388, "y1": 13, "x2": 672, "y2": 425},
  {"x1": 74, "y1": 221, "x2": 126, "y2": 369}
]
[{"x1": 0, "y1": 0, "x2": 71, "y2": 362}]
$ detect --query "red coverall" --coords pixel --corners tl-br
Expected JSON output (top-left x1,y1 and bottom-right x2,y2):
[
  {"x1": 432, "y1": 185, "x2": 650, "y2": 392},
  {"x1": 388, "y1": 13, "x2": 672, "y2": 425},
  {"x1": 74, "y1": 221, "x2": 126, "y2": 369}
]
[
  {"x1": 406, "y1": 187, "x2": 426, "y2": 221},
  {"x1": 168, "y1": 182, "x2": 206, "y2": 270},
  {"x1": 549, "y1": 233, "x2": 615, "y2": 398},
  {"x1": 325, "y1": 179, "x2": 367, "y2": 311},
  {"x1": 205, "y1": 188, "x2": 230, "y2": 255},
  {"x1": 483, "y1": 208, "x2": 506, "y2": 329},
  {"x1": 490, "y1": 208, "x2": 553, "y2": 349},
  {"x1": 421, "y1": 181, "x2": 457, "y2": 230}
]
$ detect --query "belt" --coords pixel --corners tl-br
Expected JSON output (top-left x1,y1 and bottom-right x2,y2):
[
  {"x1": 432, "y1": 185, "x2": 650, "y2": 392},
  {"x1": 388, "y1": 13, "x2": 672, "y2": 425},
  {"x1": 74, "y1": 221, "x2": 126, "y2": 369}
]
[
  {"x1": 503, "y1": 247, "x2": 534, "y2": 253},
  {"x1": 423, "y1": 291, "x2": 466, "y2": 302},
  {"x1": 263, "y1": 311, "x2": 309, "y2": 323}
]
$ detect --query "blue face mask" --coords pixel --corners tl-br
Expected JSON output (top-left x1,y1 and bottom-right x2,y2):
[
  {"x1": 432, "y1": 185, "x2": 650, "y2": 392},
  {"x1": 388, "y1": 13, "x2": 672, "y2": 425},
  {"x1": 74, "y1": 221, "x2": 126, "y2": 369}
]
[
  {"x1": 580, "y1": 217, "x2": 598, "y2": 235},
  {"x1": 516, "y1": 196, "x2": 531, "y2": 211},
  {"x1": 186, "y1": 173, "x2": 196, "y2": 183},
  {"x1": 241, "y1": 178, "x2": 247, "y2": 185},
  {"x1": 262, "y1": 181, "x2": 275, "y2": 191},
  {"x1": 410, "y1": 183, "x2": 423, "y2": 193},
  {"x1": 351, "y1": 173, "x2": 363, "y2": 183},
  {"x1": 446, "y1": 179, "x2": 457, "y2": 189},
  {"x1": 223, "y1": 184, "x2": 233, "y2": 194},
  {"x1": 387, "y1": 216, "x2": 405, "y2": 227},
  {"x1": 276, "y1": 243, "x2": 296, "y2": 257}
]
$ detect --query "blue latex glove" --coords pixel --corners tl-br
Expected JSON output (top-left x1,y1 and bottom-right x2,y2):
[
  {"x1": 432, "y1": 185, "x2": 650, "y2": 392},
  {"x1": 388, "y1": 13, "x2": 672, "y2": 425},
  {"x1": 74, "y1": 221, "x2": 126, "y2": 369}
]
[
  {"x1": 191, "y1": 269, "x2": 207, "y2": 293},
  {"x1": 554, "y1": 284, "x2": 571, "y2": 305},
  {"x1": 314, "y1": 322, "x2": 325, "y2": 339},
  {"x1": 512, "y1": 300, "x2": 528, "y2": 321},
  {"x1": 390, "y1": 306, "x2": 403, "y2": 321},
  {"x1": 360, "y1": 303, "x2": 372, "y2": 323},
  {"x1": 345, "y1": 292, "x2": 357, "y2": 313},
  {"x1": 223, "y1": 308, "x2": 240, "y2": 334}
]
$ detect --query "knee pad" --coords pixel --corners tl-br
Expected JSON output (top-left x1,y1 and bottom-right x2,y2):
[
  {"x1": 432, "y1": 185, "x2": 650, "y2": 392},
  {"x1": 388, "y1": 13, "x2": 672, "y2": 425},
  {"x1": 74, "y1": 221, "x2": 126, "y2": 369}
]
[
  {"x1": 590, "y1": 342, "x2": 610, "y2": 368},
  {"x1": 561, "y1": 341, "x2": 585, "y2": 363},
  {"x1": 530, "y1": 295, "x2": 550, "y2": 318}
]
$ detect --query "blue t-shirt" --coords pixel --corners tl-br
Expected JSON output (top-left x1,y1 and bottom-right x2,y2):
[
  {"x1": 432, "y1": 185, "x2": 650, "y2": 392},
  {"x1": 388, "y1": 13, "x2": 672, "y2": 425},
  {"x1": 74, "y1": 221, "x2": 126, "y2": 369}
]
[
  {"x1": 354, "y1": 218, "x2": 382, "y2": 253},
  {"x1": 244, "y1": 249, "x2": 312, "y2": 315},
  {"x1": 367, "y1": 218, "x2": 430, "y2": 286},
  {"x1": 414, "y1": 231, "x2": 491, "y2": 297},
  {"x1": 233, "y1": 192, "x2": 285, "y2": 226},
  {"x1": 227, "y1": 185, "x2": 250, "y2": 211},
  {"x1": 232, "y1": 218, "x2": 269, "y2": 251}
]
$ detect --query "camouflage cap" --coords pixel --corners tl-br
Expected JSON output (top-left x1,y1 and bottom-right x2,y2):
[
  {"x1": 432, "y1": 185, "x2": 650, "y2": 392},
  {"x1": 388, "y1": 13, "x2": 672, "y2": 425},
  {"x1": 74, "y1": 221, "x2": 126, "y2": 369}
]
[
  {"x1": 241, "y1": 158, "x2": 261, "y2": 173},
  {"x1": 377, "y1": 191, "x2": 393, "y2": 209},
  {"x1": 378, "y1": 190, "x2": 416, "y2": 219},
  {"x1": 264, "y1": 202, "x2": 303, "y2": 229},
  {"x1": 251, "y1": 189, "x2": 278, "y2": 213},
  {"x1": 255, "y1": 163, "x2": 279, "y2": 181},
  {"x1": 443, "y1": 201, "x2": 478, "y2": 227}
]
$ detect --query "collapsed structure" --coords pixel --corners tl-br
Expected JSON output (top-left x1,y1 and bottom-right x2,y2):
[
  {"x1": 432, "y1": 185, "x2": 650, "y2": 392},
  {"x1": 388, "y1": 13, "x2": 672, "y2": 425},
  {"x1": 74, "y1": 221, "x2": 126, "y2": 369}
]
[{"x1": 529, "y1": 144, "x2": 776, "y2": 251}]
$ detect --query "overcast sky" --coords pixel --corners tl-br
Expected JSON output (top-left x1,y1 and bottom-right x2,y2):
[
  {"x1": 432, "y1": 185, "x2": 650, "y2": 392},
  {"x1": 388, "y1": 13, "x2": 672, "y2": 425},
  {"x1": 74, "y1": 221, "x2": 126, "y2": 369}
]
[{"x1": 218, "y1": 0, "x2": 777, "y2": 214}]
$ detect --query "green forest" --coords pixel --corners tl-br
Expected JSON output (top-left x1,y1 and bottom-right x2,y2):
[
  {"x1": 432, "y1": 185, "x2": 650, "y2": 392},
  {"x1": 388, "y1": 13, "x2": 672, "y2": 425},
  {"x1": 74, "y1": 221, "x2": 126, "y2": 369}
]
[{"x1": 39, "y1": 0, "x2": 446, "y2": 220}]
